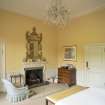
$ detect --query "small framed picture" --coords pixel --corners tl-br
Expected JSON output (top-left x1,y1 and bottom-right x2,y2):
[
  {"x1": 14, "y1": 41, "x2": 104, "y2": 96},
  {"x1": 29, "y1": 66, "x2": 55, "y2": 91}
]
[{"x1": 64, "y1": 45, "x2": 77, "y2": 61}]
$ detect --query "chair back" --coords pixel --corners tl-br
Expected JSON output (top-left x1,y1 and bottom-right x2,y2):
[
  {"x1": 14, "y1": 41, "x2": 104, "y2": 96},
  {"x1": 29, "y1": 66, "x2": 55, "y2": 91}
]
[{"x1": 2, "y1": 79, "x2": 16, "y2": 95}]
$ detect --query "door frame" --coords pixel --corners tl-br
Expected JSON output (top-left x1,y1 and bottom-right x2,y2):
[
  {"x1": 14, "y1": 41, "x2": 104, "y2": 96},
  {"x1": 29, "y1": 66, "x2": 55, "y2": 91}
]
[
  {"x1": 0, "y1": 41, "x2": 6, "y2": 92},
  {"x1": 2, "y1": 41, "x2": 6, "y2": 78}
]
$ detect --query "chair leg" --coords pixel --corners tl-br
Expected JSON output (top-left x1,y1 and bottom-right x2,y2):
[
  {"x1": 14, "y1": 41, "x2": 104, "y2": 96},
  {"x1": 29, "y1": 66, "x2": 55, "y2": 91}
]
[{"x1": 46, "y1": 99, "x2": 48, "y2": 105}]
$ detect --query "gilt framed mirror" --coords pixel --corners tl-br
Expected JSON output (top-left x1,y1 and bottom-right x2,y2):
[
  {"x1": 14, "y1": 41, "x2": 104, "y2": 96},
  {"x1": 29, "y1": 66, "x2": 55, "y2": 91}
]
[{"x1": 25, "y1": 27, "x2": 42, "y2": 62}]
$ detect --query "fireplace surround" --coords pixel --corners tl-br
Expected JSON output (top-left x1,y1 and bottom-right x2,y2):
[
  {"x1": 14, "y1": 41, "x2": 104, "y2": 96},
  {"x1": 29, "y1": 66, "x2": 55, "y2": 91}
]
[{"x1": 23, "y1": 61, "x2": 47, "y2": 88}]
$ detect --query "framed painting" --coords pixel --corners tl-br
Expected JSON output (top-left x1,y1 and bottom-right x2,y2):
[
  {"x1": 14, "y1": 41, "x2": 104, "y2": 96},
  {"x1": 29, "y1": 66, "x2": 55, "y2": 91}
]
[{"x1": 64, "y1": 45, "x2": 77, "y2": 61}]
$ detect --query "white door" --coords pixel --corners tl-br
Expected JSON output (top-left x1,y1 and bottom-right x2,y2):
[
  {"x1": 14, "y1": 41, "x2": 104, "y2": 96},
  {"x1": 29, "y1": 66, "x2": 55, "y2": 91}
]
[{"x1": 85, "y1": 44, "x2": 105, "y2": 88}]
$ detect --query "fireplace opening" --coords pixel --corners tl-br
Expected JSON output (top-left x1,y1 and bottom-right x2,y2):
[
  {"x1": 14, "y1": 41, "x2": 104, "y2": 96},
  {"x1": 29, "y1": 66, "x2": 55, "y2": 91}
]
[{"x1": 25, "y1": 67, "x2": 43, "y2": 87}]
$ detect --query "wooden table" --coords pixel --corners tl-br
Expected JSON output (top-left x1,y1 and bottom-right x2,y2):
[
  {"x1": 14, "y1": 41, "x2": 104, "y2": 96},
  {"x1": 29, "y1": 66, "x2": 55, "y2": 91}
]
[{"x1": 46, "y1": 85, "x2": 87, "y2": 105}]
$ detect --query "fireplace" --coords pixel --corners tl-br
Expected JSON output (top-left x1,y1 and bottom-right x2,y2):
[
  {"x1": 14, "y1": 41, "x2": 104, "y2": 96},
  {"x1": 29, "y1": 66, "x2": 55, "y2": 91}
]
[{"x1": 24, "y1": 67, "x2": 43, "y2": 87}]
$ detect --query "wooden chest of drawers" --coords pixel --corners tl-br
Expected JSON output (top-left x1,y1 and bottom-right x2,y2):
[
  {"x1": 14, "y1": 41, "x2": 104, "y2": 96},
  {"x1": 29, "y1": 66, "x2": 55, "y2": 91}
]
[{"x1": 58, "y1": 67, "x2": 76, "y2": 86}]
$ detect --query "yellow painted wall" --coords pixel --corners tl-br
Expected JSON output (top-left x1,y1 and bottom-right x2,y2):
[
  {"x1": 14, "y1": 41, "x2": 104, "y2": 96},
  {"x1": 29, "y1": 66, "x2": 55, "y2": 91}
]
[
  {"x1": 57, "y1": 8, "x2": 105, "y2": 70},
  {"x1": 0, "y1": 7, "x2": 105, "y2": 73},
  {"x1": 0, "y1": 9, "x2": 58, "y2": 73}
]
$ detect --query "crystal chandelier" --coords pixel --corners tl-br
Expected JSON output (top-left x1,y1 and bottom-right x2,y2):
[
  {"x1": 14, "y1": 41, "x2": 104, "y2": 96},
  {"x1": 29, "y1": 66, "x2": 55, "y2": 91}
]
[{"x1": 47, "y1": 0, "x2": 70, "y2": 26}]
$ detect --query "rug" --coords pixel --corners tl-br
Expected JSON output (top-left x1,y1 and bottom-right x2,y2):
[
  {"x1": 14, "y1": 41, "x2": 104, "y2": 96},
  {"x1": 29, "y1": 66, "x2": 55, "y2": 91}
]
[{"x1": 0, "y1": 83, "x2": 68, "y2": 105}]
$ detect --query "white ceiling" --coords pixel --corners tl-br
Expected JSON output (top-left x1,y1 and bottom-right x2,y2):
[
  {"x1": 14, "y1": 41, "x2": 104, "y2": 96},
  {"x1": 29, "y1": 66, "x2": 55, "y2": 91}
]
[{"x1": 0, "y1": 0, "x2": 105, "y2": 21}]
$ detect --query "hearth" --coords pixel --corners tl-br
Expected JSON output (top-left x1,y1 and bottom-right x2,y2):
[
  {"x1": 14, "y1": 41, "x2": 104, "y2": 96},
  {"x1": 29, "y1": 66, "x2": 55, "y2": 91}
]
[{"x1": 24, "y1": 67, "x2": 43, "y2": 87}]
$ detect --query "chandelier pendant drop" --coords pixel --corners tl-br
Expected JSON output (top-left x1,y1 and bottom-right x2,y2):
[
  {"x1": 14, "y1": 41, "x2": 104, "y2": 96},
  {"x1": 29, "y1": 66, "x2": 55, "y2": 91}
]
[{"x1": 47, "y1": 0, "x2": 70, "y2": 26}]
